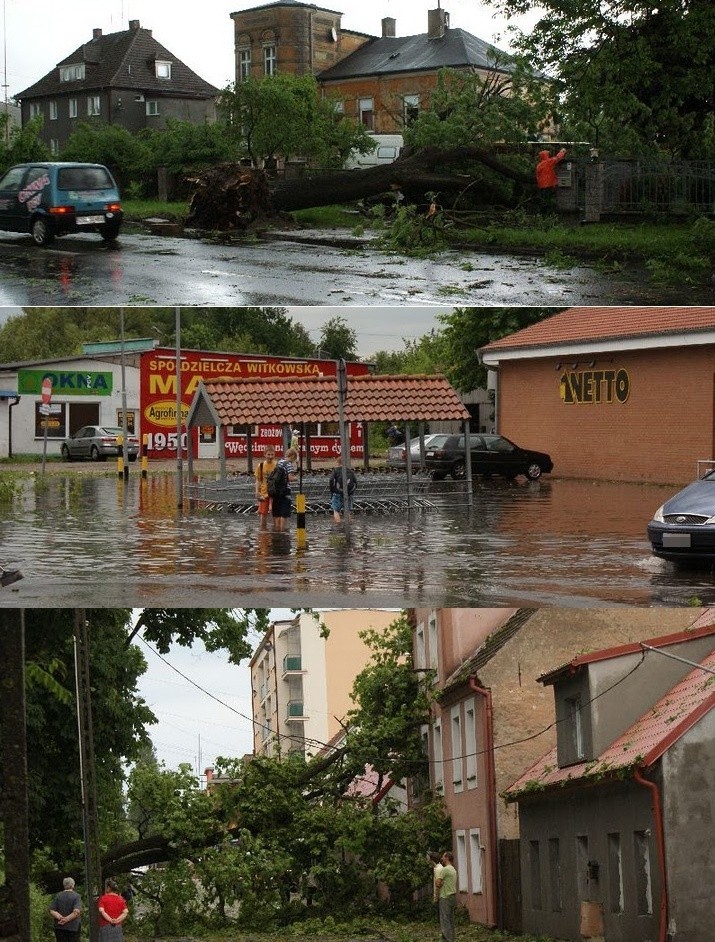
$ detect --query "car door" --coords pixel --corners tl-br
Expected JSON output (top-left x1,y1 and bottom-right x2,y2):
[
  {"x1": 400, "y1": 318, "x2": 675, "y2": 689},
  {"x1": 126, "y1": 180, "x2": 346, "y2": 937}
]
[
  {"x1": 0, "y1": 166, "x2": 28, "y2": 232},
  {"x1": 484, "y1": 435, "x2": 520, "y2": 475},
  {"x1": 467, "y1": 435, "x2": 488, "y2": 473},
  {"x1": 73, "y1": 426, "x2": 93, "y2": 458}
]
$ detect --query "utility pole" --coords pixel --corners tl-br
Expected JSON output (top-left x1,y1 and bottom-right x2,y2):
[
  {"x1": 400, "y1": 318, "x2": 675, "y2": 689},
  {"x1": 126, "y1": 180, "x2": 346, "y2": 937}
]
[
  {"x1": 73, "y1": 610, "x2": 101, "y2": 942},
  {"x1": 175, "y1": 307, "x2": 183, "y2": 509}
]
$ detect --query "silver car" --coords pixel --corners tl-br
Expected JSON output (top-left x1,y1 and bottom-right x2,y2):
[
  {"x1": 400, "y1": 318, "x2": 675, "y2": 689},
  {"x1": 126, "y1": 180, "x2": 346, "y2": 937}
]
[
  {"x1": 61, "y1": 425, "x2": 139, "y2": 462},
  {"x1": 387, "y1": 434, "x2": 441, "y2": 469}
]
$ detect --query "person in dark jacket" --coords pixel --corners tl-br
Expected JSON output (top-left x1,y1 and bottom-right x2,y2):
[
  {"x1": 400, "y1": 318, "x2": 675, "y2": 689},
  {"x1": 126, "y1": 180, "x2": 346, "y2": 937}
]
[{"x1": 329, "y1": 459, "x2": 357, "y2": 523}]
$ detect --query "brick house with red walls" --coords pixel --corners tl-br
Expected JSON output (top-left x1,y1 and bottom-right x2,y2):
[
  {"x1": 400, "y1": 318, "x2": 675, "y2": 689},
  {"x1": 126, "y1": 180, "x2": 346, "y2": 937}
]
[
  {"x1": 230, "y1": 2, "x2": 517, "y2": 134},
  {"x1": 409, "y1": 606, "x2": 706, "y2": 931},
  {"x1": 479, "y1": 307, "x2": 715, "y2": 485}
]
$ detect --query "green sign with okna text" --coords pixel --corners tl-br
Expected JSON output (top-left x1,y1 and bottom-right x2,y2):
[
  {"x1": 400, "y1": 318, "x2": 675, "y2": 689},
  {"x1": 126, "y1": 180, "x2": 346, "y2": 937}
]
[{"x1": 18, "y1": 369, "x2": 113, "y2": 396}]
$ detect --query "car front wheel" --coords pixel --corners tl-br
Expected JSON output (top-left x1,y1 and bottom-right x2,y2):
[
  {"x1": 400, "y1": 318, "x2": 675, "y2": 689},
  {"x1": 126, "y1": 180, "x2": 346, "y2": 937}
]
[
  {"x1": 526, "y1": 463, "x2": 542, "y2": 480},
  {"x1": 31, "y1": 217, "x2": 54, "y2": 246}
]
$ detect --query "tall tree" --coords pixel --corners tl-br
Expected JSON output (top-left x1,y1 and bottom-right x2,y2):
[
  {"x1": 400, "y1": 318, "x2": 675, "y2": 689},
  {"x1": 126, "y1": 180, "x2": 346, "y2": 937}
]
[{"x1": 317, "y1": 316, "x2": 358, "y2": 361}]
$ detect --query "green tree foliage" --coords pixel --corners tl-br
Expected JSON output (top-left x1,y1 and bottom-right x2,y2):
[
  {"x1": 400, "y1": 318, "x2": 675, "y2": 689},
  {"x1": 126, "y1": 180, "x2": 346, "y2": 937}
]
[
  {"x1": 0, "y1": 116, "x2": 49, "y2": 175},
  {"x1": 217, "y1": 74, "x2": 376, "y2": 166},
  {"x1": 499, "y1": 0, "x2": 715, "y2": 157},
  {"x1": 60, "y1": 122, "x2": 149, "y2": 190},
  {"x1": 317, "y1": 315, "x2": 358, "y2": 361},
  {"x1": 0, "y1": 307, "x2": 316, "y2": 362},
  {"x1": 141, "y1": 119, "x2": 237, "y2": 178}
]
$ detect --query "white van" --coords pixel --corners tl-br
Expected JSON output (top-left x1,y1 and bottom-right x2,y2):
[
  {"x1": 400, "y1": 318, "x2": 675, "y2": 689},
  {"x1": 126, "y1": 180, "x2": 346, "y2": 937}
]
[{"x1": 344, "y1": 134, "x2": 403, "y2": 170}]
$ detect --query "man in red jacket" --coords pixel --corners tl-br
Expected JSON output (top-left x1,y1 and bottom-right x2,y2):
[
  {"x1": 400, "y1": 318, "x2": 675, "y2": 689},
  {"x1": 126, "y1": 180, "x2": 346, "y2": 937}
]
[{"x1": 536, "y1": 147, "x2": 567, "y2": 190}]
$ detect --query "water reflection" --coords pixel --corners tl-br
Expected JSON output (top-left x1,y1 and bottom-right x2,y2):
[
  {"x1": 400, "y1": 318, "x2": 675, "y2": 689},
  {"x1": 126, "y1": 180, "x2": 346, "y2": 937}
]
[{"x1": 0, "y1": 474, "x2": 713, "y2": 608}]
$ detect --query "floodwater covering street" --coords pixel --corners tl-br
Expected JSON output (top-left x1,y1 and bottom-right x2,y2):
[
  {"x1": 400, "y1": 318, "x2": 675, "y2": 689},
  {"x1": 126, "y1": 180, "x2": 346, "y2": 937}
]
[
  {"x1": 0, "y1": 228, "x2": 698, "y2": 306},
  {"x1": 1, "y1": 472, "x2": 714, "y2": 608}
]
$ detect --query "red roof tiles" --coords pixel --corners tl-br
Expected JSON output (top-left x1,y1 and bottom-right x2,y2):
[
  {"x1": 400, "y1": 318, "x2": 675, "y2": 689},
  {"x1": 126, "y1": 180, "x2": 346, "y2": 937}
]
[
  {"x1": 189, "y1": 374, "x2": 470, "y2": 426},
  {"x1": 481, "y1": 307, "x2": 715, "y2": 353}
]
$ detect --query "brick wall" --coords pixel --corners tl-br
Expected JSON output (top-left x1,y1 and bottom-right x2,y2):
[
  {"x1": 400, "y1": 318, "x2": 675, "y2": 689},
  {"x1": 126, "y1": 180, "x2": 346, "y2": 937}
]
[{"x1": 495, "y1": 346, "x2": 715, "y2": 484}]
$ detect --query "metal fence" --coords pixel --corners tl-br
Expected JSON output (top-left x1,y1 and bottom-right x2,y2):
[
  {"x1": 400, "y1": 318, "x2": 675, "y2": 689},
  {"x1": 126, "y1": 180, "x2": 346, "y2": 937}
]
[{"x1": 599, "y1": 159, "x2": 715, "y2": 215}]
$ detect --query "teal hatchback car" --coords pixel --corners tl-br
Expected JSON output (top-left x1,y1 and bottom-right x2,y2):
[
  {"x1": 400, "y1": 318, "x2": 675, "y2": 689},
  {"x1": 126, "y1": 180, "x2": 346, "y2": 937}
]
[{"x1": 0, "y1": 162, "x2": 123, "y2": 245}]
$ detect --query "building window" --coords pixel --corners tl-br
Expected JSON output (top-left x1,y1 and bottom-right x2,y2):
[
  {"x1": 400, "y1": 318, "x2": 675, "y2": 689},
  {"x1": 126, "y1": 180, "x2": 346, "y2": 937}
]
[
  {"x1": 451, "y1": 706, "x2": 462, "y2": 792},
  {"x1": 146, "y1": 100, "x2": 160, "y2": 116},
  {"x1": 50, "y1": 139, "x2": 60, "y2": 156},
  {"x1": 608, "y1": 832, "x2": 624, "y2": 914},
  {"x1": 529, "y1": 840, "x2": 542, "y2": 910},
  {"x1": 415, "y1": 622, "x2": 426, "y2": 670},
  {"x1": 87, "y1": 95, "x2": 100, "y2": 116},
  {"x1": 238, "y1": 48, "x2": 251, "y2": 82},
  {"x1": 60, "y1": 63, "x2": 85, "y2": 82},
  {"x1": 548, "y1": 838, "x2": 562, "y2": 912},
  {"x1": 465, "y1": 699, "x2": 477, "y2": 788},
  {"x1": 403, "y1": 93, "x2": 420, "y2": 125},
  {"x1": 29, "y1": 103, "x2": 40, "y2": 119},
  {"x1": 263, "y1": 44, "x2": 277, "y2": 75},
  {"x1": 428, "y1": 610, "x2": 438, "y2": 669},
  {"x1": 155, "y1": 60, "x2": 172, "y2": 79},
  {"x1": 333, "y1": 99, "x2": 344, "y2": 115},
  {"x1": 566, "y1": 695, "x2": 584, "y2": 759},
  {"x1": 456, "y1": 831, "x2": 468, "y2": 892},
  {"x1": 359, "y1": 97, "x2": 374, "y2": 130},
  {"x1": 49, "y1": 101, "x2": 58, "y2": 120},
  {"x1": 69, "y1": 98, "x2": 78, "y2": 118},
  {"x1": 432, "y1": 717, "x2": 443, "y2": 791},
  {"x1": 469, "y1": 830, "x2": 483, "y2": 893},
  {"x1": 634, "y1": 831, "x2": 653, "y2": 916}
]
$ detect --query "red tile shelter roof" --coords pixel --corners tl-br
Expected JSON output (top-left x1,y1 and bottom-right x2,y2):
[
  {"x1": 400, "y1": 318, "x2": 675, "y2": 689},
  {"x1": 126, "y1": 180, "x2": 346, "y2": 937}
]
[
  {"x1": 187, "y1": 374, "x2": 470, "y2": 428},
  {"x1": 480, "y1": 307, "x2": 715, "y2": 355},
  {"x1": 505, "y1": 647, "x2": 715, "y2": 799}
]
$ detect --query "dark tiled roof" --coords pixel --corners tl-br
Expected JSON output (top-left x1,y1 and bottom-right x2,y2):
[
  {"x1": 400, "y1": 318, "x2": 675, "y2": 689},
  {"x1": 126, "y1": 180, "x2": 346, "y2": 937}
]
[
  {"x1": 480, "y1": 307, "x2": 715, "y2": 354},
  {"x1": 16, "y1": 26, "x2": 218, "y2": 99},
  {"x1": 189, "y1": 373, "x2": 470, "y2": 427},
  {"x1": 441, "y1": 609, "x2": 537, "y2": 697},
  {"x1": 319, "y1": 28, "x2": 512, "y2": 80},
  {"x1": 231, "y1": 1, "x2": 343, "y2": 14},
  {"x1": 505, "y1": 647, "x2": 715, "y2": 799}
]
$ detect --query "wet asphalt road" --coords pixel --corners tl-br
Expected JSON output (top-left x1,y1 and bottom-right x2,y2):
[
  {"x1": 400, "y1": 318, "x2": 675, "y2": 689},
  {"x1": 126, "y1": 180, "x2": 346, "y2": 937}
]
[
  {"x1": 0, "y1": 227, "x2": 688, "y2": 307},
  {"x1": 1, "y1": 472, "x2": 714, "y2": 609}
]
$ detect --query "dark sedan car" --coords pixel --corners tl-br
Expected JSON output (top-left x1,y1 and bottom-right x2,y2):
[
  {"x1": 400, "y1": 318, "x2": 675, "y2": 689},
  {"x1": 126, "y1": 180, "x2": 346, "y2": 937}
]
[
  {"x1": 424, "y1": 433, "x2": 553, "y2": 481},
  {"x1": 61, "y1": 426, "x2": 139, "y2": 462},
  {"x1": 647, "y1": 468, "x2": 715, "y2": 562}
]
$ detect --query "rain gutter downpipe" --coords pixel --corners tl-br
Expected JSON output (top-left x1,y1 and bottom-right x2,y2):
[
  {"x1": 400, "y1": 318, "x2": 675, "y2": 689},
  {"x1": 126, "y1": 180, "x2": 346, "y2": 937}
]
[
  {"x1": 469, "y1": 676, "x2": 498, "y2": 927},
  {"x1": 633, "y1": 767, "x2": 667, "y2": 942},
  {"x1": 8, "y1": 395, "x2": 20, "y2": 457}
]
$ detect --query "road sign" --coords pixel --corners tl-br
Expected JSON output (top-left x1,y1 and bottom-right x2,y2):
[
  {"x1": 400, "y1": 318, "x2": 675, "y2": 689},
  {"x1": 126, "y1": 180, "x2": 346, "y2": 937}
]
[{"x1": 41, "y1": 377, "x2": 52, "y2": 405}]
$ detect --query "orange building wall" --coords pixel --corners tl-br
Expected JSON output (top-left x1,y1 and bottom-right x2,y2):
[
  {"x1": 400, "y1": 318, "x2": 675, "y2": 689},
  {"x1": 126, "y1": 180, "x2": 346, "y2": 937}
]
[{"x1": 496, "y1": 346, "x2": 715, "y2": 485}]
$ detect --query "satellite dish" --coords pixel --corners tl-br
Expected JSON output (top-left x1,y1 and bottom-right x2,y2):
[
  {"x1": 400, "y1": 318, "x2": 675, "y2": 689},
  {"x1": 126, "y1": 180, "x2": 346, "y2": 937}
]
[{"x1": 330, "y1": 26, "x2": 337, "y2": 41}]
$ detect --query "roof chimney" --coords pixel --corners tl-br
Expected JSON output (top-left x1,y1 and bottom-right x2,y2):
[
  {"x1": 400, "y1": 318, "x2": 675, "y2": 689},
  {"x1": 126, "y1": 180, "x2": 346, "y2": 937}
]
[
  {"x1": 92, "y1": 28, "x2": 102, "y2": 39},
  {"x1": 129, "y1": 19, "x2": 141, "y2": 31},
  {"x1": 382, "y1": 17, "x2": 396, "y2": 38},
  {"x1": 427, "y1": 8, "x2": 450, "y2": 39}
]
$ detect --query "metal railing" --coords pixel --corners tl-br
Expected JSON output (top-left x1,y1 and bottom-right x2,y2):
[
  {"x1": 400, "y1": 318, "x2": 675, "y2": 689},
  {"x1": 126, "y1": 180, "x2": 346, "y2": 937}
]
[{"x1": 600, "y1": 159, "x2": 715, "y2": 215}]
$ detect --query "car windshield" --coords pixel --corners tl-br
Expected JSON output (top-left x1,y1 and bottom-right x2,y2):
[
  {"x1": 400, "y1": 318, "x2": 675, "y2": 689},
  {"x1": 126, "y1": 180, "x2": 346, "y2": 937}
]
[{"x1": 57, "y1": 167, "x2": 114, "y2": 190}]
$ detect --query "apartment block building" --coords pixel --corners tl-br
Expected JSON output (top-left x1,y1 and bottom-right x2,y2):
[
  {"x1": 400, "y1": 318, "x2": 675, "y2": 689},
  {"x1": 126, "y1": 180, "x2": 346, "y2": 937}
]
[{"x1": 250, "y1": 609, "x2": 398, "y2": 758}]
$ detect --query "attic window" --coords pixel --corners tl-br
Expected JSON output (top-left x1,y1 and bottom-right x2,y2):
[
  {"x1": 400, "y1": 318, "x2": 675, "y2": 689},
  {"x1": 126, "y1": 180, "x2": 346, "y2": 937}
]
[
  {"x1": 155, "y1": 60, "x2": 172, "y2": 79},
  {"x1": 60, "y1": 63, "x2": 85, "y2": 82},
  {"x1": 566, "y1": 695, "x2": 584, "y2": 760},
  {"x1": 388, "y1": 52, "x2": 400, "y2": 60}
]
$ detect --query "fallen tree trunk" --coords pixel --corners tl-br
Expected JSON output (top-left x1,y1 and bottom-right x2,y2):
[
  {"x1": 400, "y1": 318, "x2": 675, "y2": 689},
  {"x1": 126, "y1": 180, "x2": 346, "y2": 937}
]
[{"x1": 186, "y1": 146, "x2": 535, "y2": 229}]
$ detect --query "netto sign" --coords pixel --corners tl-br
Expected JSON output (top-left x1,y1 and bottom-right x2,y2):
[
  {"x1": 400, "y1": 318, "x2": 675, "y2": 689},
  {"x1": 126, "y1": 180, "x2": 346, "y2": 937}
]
[{"x1": 559, "y1": 368, "x2": 630, "y2": 404}]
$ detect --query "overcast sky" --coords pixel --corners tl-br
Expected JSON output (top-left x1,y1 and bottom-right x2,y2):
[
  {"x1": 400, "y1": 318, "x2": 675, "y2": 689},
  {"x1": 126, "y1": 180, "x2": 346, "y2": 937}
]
[{"x1": 3, "y1": 0, "x2": 536, "y2": 96}]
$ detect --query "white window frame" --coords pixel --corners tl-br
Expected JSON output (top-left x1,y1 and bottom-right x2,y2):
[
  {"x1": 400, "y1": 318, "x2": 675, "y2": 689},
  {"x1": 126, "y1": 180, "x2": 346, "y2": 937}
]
[
  {"x1": 432, "y1": 717, "x2": 444, "y2": 791},
  {"x1": 87, "y1": 95, "x2": 100, "y2": 116},
  {"x1": 451, "y1": 706, "x2": 463, "y2": 792},
  {"x1": 238, "y1": 47, "x2": 251, "y2": 82},
  {"x1": 155, "y1": 60, "x2": 172, "y2": 80},
  {"x1": 359, "y1": 96, "x2": 374, "y2": 130},
  {"x1": 49, "y1": 101, "x2": 58, "y2": 120},
  {"x1": 469, "y1": 829, "x2": 484, "y2": 893},
  {"x1": 29, "y1": 103, "x2": 40, "y2": 119},
  {"x1": 415, "y1": 622, "x2": 426, "y2": 670},
  {"x1": 464, "y1": 698, "x2": 477, "y2": 788},
  {"x1": 146, "y1": 100, "x2": 160, "y2": 117},
  {"x1": 263, "y1": 44, "x2": 277, "y2": 75},
  {"x1": 403, "y1": 93, "x2": 420, "y2": 124},
  {"x1": 428, "y1": 610, "x2": 438, "y2": 669},
  {"x1": 50, "y1": 139, "x2": 60, "y2": 156},
  {"x1": 456, "y1": 831, "x2": 468, "y2": 892},
  {"x1": 69, "y1": 98, "x2": 78, "y2": 119},
  {"x1": 60, "y1": 63, "x2": 85, "y2": 82}
]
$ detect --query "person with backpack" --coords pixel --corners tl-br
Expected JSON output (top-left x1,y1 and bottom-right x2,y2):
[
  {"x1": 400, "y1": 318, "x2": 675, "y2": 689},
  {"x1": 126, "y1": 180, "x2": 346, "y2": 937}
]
[
  {"x1": 254, "y1": 444, "x2": 277, "y2": 528},
  {"x1": 269, "y1": 447, "x2": 298, "y2": 531},
  {"x1": 329, "y1": 457, "x2": 357, "y2": 523}
]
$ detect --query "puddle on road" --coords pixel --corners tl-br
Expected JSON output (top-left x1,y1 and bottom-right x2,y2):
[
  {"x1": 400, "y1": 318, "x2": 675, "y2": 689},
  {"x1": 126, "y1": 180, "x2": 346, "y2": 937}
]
[{"x1": 1, "y1": 474, "x2": 714, "y2": 608}]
